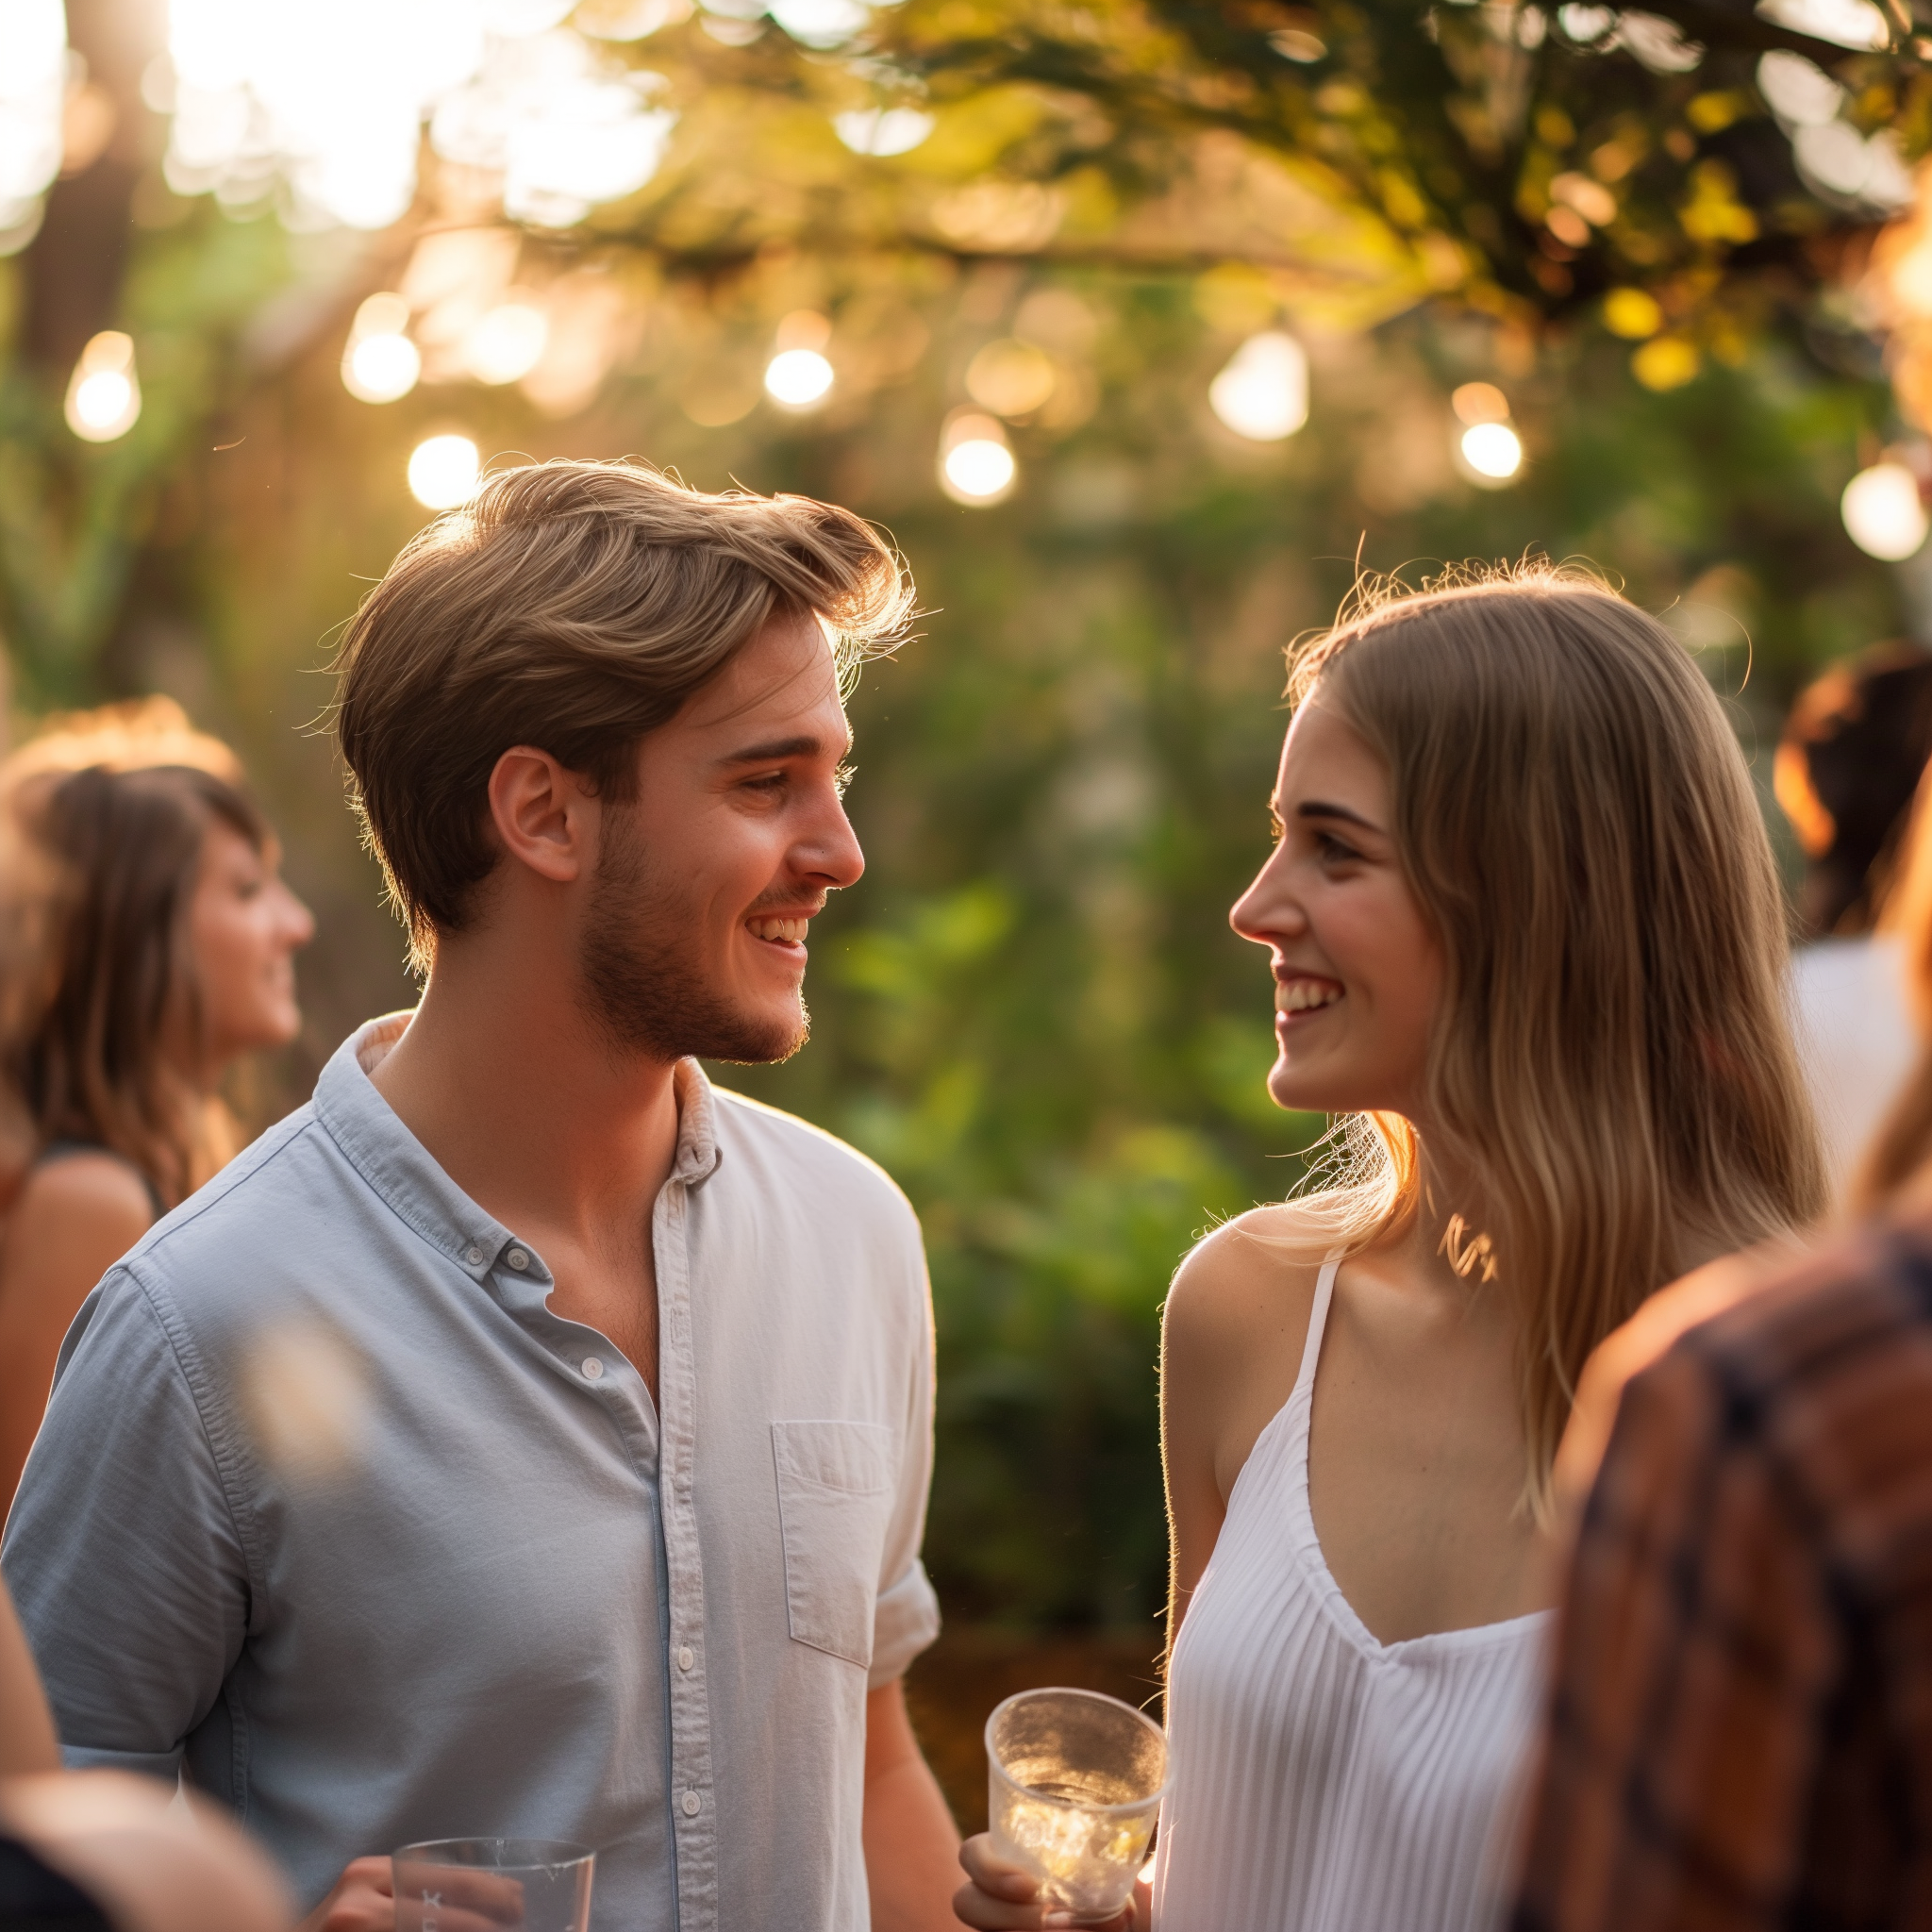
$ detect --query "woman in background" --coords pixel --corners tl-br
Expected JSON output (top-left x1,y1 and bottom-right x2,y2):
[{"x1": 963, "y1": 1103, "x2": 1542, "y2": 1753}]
[
  {"x1": 0, "y1": 700, "x2": 313, "y2": 1509},
  {"x1": 957, "y1": 566, "x2": 1825, "y2": 1932}
]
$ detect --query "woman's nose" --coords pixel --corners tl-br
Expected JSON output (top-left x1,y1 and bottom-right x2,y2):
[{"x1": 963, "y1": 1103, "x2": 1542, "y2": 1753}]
[
  {"x1": 1231, "y1": 855, "x2": 1299, "y2": 944},
  {"x1": 278, "y1": 885, "x2": 316, "y2": 948}
]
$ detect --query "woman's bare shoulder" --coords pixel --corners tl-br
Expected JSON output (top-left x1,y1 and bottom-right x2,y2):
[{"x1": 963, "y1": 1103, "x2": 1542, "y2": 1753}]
[
  {"x1": 8, "y1": 1152, "x2": 154, "y2": 1243},
  {"x1": 1164, "y1": 1201, "x2": 1335, "y2": 1359}
]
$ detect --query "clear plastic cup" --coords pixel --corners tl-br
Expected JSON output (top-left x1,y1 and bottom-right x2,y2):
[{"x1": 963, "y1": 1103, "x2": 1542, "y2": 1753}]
[
  {"x1": 985, "y1": 1687, "x2": 1169, "y2": 1924},
  {"x1": 391, "y1": 1837, "x2": 594, "y2": 1932}
]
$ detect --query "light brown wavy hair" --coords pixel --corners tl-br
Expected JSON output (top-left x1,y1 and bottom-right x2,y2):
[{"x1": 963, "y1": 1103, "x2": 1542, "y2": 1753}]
[
  {"x1": 1281, "y1": 562, "x2": 1827, "y2": 1516},
  {"x1": 0, "y1": 700, "x2": 266, "y2": 1210},
  {"x1": 334, "y1": 458, "x2": 914, "y2": 972}
]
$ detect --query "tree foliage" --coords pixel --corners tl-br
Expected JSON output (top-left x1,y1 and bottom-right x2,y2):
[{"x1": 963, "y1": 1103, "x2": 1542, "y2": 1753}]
[{"x1": 0, "y1": 0, "x2": 1921, "y2": 1630}]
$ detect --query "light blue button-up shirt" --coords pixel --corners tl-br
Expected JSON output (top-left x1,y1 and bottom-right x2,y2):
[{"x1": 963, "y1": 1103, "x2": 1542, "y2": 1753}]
[{"x1": 3, "y1": 1016, "x2": 941, "y2": 1932}]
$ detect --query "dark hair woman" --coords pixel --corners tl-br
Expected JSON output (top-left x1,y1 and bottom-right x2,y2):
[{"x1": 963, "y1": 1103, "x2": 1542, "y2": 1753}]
[{"x1": 0, "y1": 701, "x2": 313, "y2": 1508}]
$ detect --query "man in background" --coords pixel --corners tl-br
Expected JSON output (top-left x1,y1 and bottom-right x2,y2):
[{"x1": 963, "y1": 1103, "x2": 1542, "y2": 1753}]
[{"x1": 3, "y1": 461, "x2": 962, "y2": 1932}]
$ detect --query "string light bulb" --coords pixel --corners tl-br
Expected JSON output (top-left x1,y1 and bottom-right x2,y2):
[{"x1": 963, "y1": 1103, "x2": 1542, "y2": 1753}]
[
  {"x1": 408, "y1": 434, "x2": 480, "y2": 509},
  {"x1": 939, "y1": 411, "x2": 1017, "y2": 505},
  {"x1": 764, "y1": 313, "x2": 835, "y2": 409},
  {"x1": 1842, "y1": 461, "x2": 1929, "y2": 559},
  {"x1": 1208, "y1": 331, "x2": 1308, "y2": 441},
  {"x1": 341, "y1": 291, "x2": 420, "y2": 404},
  {"x1": 64, "y1": 331, "x2": 142, "y2": 442}
]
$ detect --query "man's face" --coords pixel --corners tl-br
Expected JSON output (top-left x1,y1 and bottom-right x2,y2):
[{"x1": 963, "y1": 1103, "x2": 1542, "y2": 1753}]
[{"x1": 576, "y1": 608, "x2": 863, "y2": 1064}]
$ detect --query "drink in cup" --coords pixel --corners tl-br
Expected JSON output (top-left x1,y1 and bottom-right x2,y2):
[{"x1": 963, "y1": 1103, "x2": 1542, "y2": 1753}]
[
  {"x1": 985, "y1": 1687, "x2": 1169, "y2": 1924},
  {"x1": 391, "y1": 1838, "x2": 594, "y2": 1932}
]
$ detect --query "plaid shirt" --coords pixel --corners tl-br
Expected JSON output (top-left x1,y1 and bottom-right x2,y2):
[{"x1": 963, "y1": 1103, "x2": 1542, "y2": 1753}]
[{"x1": 1511, "y1": 1217, "x2": 1932, "y2": 1931}]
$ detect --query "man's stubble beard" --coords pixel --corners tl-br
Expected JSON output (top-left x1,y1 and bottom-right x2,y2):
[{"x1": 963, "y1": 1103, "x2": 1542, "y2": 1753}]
[{"x1": 578, "y1": 808, "x2": 810, "y2": 1066}]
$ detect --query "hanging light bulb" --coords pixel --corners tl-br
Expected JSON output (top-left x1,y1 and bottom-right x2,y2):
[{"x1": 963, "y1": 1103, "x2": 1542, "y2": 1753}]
[
  {"x1": 1458, "y1": 422, "x2": 1524, "y2": 481},
  {"x1": 764, "y1": 348, "x2": 834, "y2": 408},
  {"x1": 939, "y1": 410, "x2": 1016, "y2": 505},
  {"x1": 342, "y1": 291, "x2": 421, "y2": 404},
  {"x1": 1208, "y1": 331, "x2": 1308, "y2": 441},
  {"x1": 1842, "y1": 461, "x2": 1929, "y2": 559},
  {"x1": 64, "y1": 331, "x2": 142, "y2": 442},
  {"x1": 408, "y1": 434, "x2": 480, "y2": 509},
  {"x1": 463, "y1": 300, "x2": 549, "y2": 386},
  {"x1": 764, "y1": 311, "x2": 835, "y2": 409}
]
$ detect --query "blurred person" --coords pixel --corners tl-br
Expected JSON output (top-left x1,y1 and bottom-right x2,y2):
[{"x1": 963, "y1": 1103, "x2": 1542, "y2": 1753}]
[
  {"x1": 0, "y1": 702, "x2": 314, "y2": 1510},
  {"x1": 1509, "y1": 763, "x2": 1932, "y2": 1929},
  {"x1": 3, "y1": 463, "x2": 961, "y2": 1932},
  {"x1": 1775, "y1": 641, "x2": 1932, "y2": 1200},
  {"x1": 953, "y1": 567, "x2": 1826, "y2": 1932},
  {"x1": 0, "y1": 1573, "x2": 291, "y2": 1932}
]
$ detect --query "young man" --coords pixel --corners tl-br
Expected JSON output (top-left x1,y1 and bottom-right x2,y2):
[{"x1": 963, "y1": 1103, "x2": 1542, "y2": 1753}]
[{"x1": 1, "y1": 461, "x2": 963, "y2": 1932}]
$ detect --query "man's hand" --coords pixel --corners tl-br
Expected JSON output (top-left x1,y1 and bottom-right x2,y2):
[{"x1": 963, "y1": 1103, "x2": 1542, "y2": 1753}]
[
  {"x1": 298, "y1": 1857, "x2": 392, "y2": 1932},
  {"x1": 951, "y1": 1835, "x2": 1146, "y2": 1931}
]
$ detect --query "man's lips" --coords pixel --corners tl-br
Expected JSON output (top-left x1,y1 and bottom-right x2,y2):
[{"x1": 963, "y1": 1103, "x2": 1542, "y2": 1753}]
[
  {"x1": 747, "y1": 915, "x2": 810, "y2": 944},
  {"x1": 745, "y1": 906, "x2": 824, "y2": 949}
]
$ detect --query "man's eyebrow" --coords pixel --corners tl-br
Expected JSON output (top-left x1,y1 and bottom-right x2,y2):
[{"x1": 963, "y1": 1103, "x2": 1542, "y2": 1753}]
[
  {"x1": 715, "y1": 734, "x2": 852, "y2": 764},
  {"x1": 1294, "y1": 798, "x2": 1382, "y2": 832}
]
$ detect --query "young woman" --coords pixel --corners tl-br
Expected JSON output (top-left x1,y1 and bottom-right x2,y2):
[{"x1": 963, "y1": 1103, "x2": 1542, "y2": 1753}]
[
  {"x1": 0, "y1": 702, "x2": 314, "y2": 1509},
  {"x1": 956, "y1": 567, "x2": 1825, "y2": 1931}
]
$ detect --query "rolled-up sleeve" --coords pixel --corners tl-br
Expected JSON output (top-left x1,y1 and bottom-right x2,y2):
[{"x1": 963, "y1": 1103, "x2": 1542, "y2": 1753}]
[
  {"x1": 868, "y1": 1233, "x2": 941, "y2": 1690},
  {"x1": 1, "y1": 1265, "x2": 251, "y2": 1783}
]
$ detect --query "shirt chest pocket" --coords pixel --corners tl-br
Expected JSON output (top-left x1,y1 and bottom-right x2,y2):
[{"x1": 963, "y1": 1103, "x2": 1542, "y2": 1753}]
[{"x1": 771, "y1": 1420, "x2": 895, "y2": 1672}]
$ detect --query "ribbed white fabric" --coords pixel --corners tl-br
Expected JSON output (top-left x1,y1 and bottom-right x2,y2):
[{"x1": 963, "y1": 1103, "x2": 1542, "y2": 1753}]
[{"x1": 1153, "y1": 1257, "x2": 1552, "y2": 1932}]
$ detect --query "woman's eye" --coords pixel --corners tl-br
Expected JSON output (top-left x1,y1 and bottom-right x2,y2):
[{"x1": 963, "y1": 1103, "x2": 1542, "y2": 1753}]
[{"x1": 1316, "y1": 832, "x2": 1360, "y2": 863}]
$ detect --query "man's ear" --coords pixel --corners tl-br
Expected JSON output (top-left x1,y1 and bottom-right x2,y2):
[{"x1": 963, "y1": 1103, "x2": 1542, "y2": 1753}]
[{"x1": 486, "y1": 746, "x2": 595, "y2": 886}]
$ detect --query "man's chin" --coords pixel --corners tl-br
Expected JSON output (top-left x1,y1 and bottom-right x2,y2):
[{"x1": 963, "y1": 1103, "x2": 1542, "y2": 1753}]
[{"x1": 704, "y1": 1013, "x2": 810, "y2": 1067}]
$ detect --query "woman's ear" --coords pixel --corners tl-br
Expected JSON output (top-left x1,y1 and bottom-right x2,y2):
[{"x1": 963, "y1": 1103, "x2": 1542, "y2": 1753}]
[{"x1": 486, "y1": 746, "x2": 595, "y2": 886}]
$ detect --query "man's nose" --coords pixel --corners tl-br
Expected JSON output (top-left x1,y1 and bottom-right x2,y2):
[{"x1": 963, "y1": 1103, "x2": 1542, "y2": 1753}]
[{"x1": 803, "y1": 801, "x2": 865, "y2": 889}]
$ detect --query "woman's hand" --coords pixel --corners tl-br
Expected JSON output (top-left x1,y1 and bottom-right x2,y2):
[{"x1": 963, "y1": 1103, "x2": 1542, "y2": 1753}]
[{"x1": 951, "y1": 1835, "x2": 1145, "y2": 1930}]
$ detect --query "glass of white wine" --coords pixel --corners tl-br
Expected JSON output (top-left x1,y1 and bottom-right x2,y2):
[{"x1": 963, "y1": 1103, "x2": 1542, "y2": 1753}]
[
  {"x1": 391, "y1": 1837, "x2": 595, "y2": 1932},
  {"x1": 985, "y1": 1687, "x2": 1169, "y2": 1924}
]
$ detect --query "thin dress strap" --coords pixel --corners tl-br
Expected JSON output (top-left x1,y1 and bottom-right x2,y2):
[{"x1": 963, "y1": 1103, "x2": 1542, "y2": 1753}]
[{"x1": 1291, "y1": 1255, "x2": 1341, "y2": 1400}]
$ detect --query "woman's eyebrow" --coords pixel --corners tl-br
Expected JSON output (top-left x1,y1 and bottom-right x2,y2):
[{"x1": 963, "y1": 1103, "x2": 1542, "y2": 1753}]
[{"x1": 1295, "y1": 799, "x2": 1382, "y2": 832}]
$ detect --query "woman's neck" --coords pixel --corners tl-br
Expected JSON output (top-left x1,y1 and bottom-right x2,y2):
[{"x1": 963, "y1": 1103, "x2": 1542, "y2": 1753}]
[{"x1": 1382, "y1": 1127, "x2": 1506, "y2": 1302}]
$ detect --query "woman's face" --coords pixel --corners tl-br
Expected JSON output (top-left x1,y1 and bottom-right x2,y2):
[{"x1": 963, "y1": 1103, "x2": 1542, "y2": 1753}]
[
  {"x1": 1230, "y1": 695, "x2": 1442, "y2": 1119},
  {"x1": 187, "y1": 820, "x2": 315, "y2": 1073}
]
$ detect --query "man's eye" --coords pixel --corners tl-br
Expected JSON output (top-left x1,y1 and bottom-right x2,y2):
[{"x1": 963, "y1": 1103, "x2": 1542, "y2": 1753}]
[
  {"x1": 744, "y1": 772, "x2": 788, "y2": 791},
  {"x1": 1268, "y1": 814, "x2": 1285, "y2": 845}
]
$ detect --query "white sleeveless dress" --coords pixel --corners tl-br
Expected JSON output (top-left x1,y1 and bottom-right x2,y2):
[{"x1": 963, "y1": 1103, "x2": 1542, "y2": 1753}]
[{"x1": 1153, "y1": 1257, "x2": 1553, "y2": 1932}]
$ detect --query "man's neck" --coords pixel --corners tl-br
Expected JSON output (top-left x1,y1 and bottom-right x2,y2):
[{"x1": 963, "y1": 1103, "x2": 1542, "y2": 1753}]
[{"x1": 367, "y1": 946, "x2": 683, "y2": 1252}]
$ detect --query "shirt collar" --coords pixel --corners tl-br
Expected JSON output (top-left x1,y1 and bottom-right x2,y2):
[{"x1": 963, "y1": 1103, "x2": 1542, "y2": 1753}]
[
  {"x1": 670, "y1": 1058, "x2": 723, "y2": 1188},
  {"x1": 313, "y1": 1014, "x2": 722, "y2": 1295}
]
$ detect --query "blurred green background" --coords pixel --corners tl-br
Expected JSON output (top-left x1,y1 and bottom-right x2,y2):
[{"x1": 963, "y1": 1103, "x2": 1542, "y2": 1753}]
[{"x1": 1, "y1": 0, "x2": 1924, "y2": 1669}]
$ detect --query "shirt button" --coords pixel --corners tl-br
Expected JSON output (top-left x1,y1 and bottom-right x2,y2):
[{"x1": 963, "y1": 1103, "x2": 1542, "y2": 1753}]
[
  {"x1": 581, "y1": 1357, "x2": 604, "y2": 1381},
  {"x1": 507, "y1": 1248, "x2": 530, "y2": 1272},
  {"x1": 676, "y1": 1646, "x2": 694, "y2": 1672},
  {"x1": 465, "y1": 1245, "x2": 483, "y2": 1265},
  {"x1": 681, "y1": 1790, "x2": 701, "y2": 1817}
]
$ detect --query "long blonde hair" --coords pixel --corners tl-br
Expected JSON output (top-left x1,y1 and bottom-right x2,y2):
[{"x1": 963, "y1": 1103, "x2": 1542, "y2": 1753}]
[{"x1": 1282, "y1": 563, "x2": 1826, "y2": 1514}]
